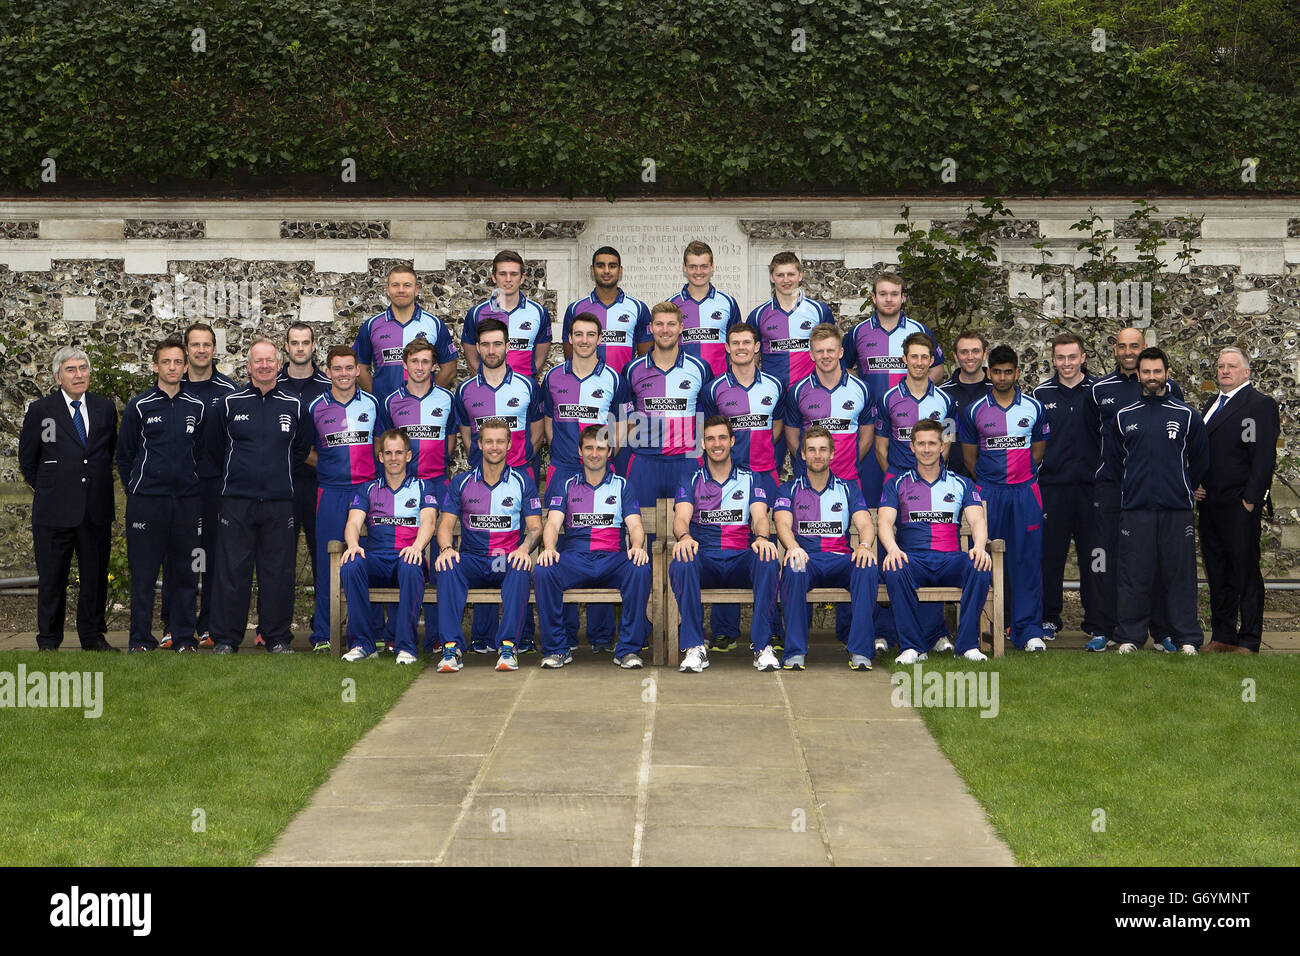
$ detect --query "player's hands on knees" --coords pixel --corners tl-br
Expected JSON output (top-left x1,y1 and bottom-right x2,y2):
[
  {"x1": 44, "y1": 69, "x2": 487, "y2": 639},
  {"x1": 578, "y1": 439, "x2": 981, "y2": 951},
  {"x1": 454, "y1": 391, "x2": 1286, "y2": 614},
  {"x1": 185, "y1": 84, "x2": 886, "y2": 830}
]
[
  {"x1": 853, "y1": 543, "x2": 877, "y2": 568},
  {"x1": 399, "y1": 545, "x2": 422, "y2": 564},
  {"x1": 628, "y1": 545, "x2": 649, "y2": 567},
  {"x1": 434, "y1": 548, "x2": 459, "y2": 572},
  {"x1": 882, "y1": 548, "x2": 908, "y2": 571},
  {"x1": 341, "y1": 545, "x2": 365, "y2": 565},
  {"x1": 784, "y1": 546, "x2": 809, "y2": 571},
  {"x1": 969, "y1": 546, "x2": 992, "y2": 572},
  {"x1": 537, "y1": 547, "x2": 560, "y2": 567},
  {"x1": 673, "y1": 535, "x2": 698, "y2": 562},
  {"x1": 752, "y1": 537, "x2": 778, "y2": 561},
  {"x1": 507, "y1": 546, "x2": 533, "y2": 571}
]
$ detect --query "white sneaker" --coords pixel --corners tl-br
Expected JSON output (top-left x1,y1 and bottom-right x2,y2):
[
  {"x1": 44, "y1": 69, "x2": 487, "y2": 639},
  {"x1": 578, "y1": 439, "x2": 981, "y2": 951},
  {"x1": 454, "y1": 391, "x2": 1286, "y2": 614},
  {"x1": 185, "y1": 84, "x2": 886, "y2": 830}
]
[
  {"x1": 1180, "y1": 644, "x2": 1198, "y2": 656},
  {"x1": 342, "y1": 646, "x2": 378, "y2": 662},
  {"x1": 1116, "y1": 643, "x2": 1137, "y2": 654},
  {"x1": 874, "y1": 638, "x2": 888, "y2": 652},
  {"x1": 1025, "y1": 638, "x2": 1047, "y2": 652},
  {"x1": 896, "y1": 649, "x2": 927, "y2": 665},
  {"x1": 963, "y1": 648, "x2": 988, "y2": 662},
  {"x1": 753, "y1": 646, "x2": 781, "y2": 672},
  {"x1": 395, "y1": 650, "x2": 418, "y2": 665},
  {"x1": 933, "y1": 637, "x2": 954, "y2": 653},
  {"x1": 680, "y1": 645, "x2": 709, "y2": 673}
]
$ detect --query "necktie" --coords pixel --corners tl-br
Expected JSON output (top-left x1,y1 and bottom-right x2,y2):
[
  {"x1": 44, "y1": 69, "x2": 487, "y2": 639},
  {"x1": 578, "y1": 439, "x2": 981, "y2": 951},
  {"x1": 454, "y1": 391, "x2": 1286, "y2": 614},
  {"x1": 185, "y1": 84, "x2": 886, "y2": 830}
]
[
  {"x1": 1210, "y1": 393, "x2": 1226, "y2": 421},
  {"x1": 70, "y1": 399, "x2": 87, "y2": 445}
]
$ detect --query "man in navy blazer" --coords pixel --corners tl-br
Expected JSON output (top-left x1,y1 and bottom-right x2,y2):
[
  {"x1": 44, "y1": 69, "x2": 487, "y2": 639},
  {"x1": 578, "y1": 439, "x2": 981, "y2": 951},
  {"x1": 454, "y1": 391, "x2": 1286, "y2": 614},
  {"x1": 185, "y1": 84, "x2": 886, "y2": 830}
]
[
  {"x1": 18, "y1": 347, "x2": 120, "y2": 651},
  {"x1": 1194, "y1": 347, "x2": 1280, "y2": 654}
]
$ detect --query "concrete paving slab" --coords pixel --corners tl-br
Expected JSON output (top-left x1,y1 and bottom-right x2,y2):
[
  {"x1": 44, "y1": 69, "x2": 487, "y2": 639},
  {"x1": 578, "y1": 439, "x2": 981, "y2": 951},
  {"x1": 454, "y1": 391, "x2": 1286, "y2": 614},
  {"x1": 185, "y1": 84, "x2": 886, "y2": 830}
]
[
  {"x1": 645, "y1": 766, "x2": 811, "y2": 829},
  {"x1": 832, "y1": 845, "x2": 1017, "y2": 866},
  {"x1": 263, "y1": 804, "x2": 458, "y2": 864},
  {"x1": 819, "y1": 790, "x2": 1005, "y2": 849},
  {"x1": 348, "y1": 717, "x2": 503, "y2": 756},
  {"x1": 312, "y1": 755, "x2": 482, "y2": 807},
  {"x1": 500, "y1": 710, "x2": 645, "y2": 749},
  {"x1": 652, "y1": 707, "x2": 802, "y2": 768},
  {"x1": 477, "y1": 746, "x2": 643, "y2": 795},
  {"x1": 443, "y1": 838, "x2": 631, "y2": 867},
  {"x1": 638, "y1": 825, "x2": 829, "y2": 866},
  {"x1": 652, "y1": 671, "x2": 786, "y2": 707},
  {"x1": 455, "y1": 795, "x2": 635, "y2": 843}
]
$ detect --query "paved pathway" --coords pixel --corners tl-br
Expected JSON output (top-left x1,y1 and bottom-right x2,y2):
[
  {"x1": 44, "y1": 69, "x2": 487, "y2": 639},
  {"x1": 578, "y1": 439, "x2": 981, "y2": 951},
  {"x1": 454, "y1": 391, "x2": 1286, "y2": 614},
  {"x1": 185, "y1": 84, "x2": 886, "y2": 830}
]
[{"x1": 259, "y1": 633, "x2": 1016, "y2": 867}]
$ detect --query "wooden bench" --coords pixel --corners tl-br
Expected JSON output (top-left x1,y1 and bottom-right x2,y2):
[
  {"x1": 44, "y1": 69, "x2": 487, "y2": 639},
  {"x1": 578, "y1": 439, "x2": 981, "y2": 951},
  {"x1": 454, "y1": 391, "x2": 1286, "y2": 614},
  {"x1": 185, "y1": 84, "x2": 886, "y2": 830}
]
[
  {"x1": 663, "y1": 520, "x2": 1007, "y2": 664},
  {"x1": 327, "y1": 498, "x2": 673, "y2": 664}
]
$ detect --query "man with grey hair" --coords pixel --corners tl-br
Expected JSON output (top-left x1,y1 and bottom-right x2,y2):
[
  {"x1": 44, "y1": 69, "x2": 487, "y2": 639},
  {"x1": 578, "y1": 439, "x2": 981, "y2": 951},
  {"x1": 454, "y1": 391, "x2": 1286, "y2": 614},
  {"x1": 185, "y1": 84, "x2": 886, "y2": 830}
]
[
  {"x1": 1194, "y1": 347, "x2": 1279, "y2": 654},
  {"x1": 18, "y1": 346, "x2": 119, "y2": 651},
  {"x1": 204, "y1": 337, "x2": 312, "y2": 654}
]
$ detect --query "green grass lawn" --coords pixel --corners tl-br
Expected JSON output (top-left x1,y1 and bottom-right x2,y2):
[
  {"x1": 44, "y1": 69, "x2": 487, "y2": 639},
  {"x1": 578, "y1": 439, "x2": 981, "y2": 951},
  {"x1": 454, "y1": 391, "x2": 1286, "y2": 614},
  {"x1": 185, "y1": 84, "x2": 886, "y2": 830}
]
[
  {"x1": 894, "y1": 651, "x2": 1300, "y2": 866},
  {"x1": 0, "y1": 651, "x2": 421, "y2": 865}
]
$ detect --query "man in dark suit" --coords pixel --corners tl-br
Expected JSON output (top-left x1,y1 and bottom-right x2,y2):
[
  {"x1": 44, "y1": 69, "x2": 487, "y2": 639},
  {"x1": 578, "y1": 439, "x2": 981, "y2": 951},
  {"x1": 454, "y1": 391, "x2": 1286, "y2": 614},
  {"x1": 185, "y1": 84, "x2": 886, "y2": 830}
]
[
  {"x1": 1194, "y1": 347, "x2": 1280, "y2": 654},
  {"x1": 18, "y1": 347, "x2": 120, "y2": 651}
]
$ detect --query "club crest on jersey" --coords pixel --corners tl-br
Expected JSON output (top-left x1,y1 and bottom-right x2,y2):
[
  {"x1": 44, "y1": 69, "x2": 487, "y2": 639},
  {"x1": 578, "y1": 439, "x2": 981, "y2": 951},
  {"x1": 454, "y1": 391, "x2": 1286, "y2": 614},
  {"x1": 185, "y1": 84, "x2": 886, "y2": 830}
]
[
  {"x1": 278, "y1": 414, "x2": 294, "y2": 432},
  {"x1": 507, "y1": 397, "x2": 521, "y2": 408},
  {"x1": 843, "y1": 400, "x2": 856, "y2": 410},
  {"x1": 761, "y1": 396, "x2": 774, "y2": 405},
  {"x1": 592, "y1": 389, "x2": 605, "y2": 398},
  {"x1": 404, "y1": 498, "x2": 417, "y2": 508},
  {"x1": 605, "y1": 495, "x2": 617, "y2": 505},
  {"x1": 799, "y1": 320, "x2": 813, "y2": 330},
  {"x1": 677, "y1": 380, "x2": 692, "y2": 389},
  {"x1": 830, "y1": 502, "x2": 843, "y2": 512},
  {"x1": 521, "y1": 320, "x2": 533, "y2": 330},
  {"x1": 731, "y1": 490, "x2": 745, "y2": 499},
  {"x1": 1018, "y1": 418, "x2": 1031, "y2": 427},
  {"x1": 711, "y1": 310, "x2": 723, "y2": 320},
  {"x1": 359, "y1": 413, "x2": 370, "y2": 422},
  {"x1": 1166, "y1": 420, "x2": 1181, "y2": 439},
  {"x1": 943, "y1": 493, "x2": 956, "y2": 502},
  {"x1": 501, "y1": 496, "x2": 515, "y2": 507}
]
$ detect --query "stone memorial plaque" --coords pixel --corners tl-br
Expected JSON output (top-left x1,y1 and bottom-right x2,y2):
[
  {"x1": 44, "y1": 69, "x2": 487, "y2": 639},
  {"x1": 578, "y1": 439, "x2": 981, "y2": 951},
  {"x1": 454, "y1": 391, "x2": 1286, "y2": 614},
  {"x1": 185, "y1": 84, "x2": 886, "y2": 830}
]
[{"x1": 578, "y1": 217, "x2": 748, "y2": 305}]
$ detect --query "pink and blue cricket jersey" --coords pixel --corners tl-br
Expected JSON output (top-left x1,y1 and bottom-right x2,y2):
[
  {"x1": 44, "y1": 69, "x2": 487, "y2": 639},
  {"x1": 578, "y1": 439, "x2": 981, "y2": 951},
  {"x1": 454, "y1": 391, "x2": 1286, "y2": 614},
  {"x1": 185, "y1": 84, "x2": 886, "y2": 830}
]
[
  {"x1": 747, "y1": 293, "x2": 834, "y2": 386},
  {"x1": 701, "y1": 370, "x2": 784, "y2": 475},
  {"x1": 875, "y1": 381, "x2": 955, "y2": 473},
  {"x1": 463, "y1": 294, "x2": 553, "y2": 377},
  {"x1": 676, "y1": 464, "x2": 767, "y2": 552},
  {"x1": 455, "y1": 368, "x2": 541, "y2": 469},
  {"x1": 306, "y1": 389, "x2": 381, "y2": 490},
  {"x1": 784, "y1": 370, "x2": 875, "y2": 482},
  {"x1": 959, "y1": 389, "x2": 1050, "y2": 485},
  {"x1": 548, "y1": 471, "x2": 639, "y2": 553},
  {"x1": 562, "y1": 290, "x2": 652, "y2": 375},
  {"x1": 382, "y1": 384, "x2": 457, "y2": 482},
  {"x1": 620, "y1": 351, "x2": 712, "y2": 458},
  {"x1": 667, "y1": 284, "x2": 742, "y2": 377},
  {"x1": 350, "y1": 475, "x2": 438, "y2": 552},
  {"x1": 353, "y1": 305, "x2": 458, "y2": 400},
  {"x1": 842, "y1": 312, "x2": 944, "y2": 397},
  {"x1": 881, "y1": 468, "x2": 980, "y2": 553},
  {"x1": 443, "y1": 465, "x2": 541, "y2": 556},
  {"x1": 774, "y1": 475, "x2": 868, "y2": 555},
  {"x1": 541, "y1": 360, "x2": 622, "y2": 469}
]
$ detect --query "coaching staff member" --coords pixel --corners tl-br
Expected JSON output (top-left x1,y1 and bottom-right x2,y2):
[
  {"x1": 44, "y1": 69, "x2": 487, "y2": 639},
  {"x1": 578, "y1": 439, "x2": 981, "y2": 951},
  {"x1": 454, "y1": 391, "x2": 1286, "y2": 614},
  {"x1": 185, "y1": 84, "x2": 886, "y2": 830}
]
[
  {"x1": 1194, "y1": 347, "x2": 1279, "y2": 654},
  {"x1": 1101, "y1": 347, "x2": 1208, "y2": 655},
  {"x1": 205, "y1": 337, "x2": 312, "y2": 654},
  {"x1": 19, "y1": 347, "x2": 119, "y2": 651},
  {"x1": 116, "y1": 337, "x2": 207, "y2": 653}
]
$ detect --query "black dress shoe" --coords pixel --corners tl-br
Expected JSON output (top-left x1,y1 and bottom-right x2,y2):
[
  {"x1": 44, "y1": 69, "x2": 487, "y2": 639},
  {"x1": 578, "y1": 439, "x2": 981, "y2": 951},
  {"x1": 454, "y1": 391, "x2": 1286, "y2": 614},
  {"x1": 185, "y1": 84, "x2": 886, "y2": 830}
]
[
  {"x1": 84, "y1": 639, "x2": 120, "y2": 652},
  {"x1": 212, "y1": 643, "x2": 236, "y2": 655}
]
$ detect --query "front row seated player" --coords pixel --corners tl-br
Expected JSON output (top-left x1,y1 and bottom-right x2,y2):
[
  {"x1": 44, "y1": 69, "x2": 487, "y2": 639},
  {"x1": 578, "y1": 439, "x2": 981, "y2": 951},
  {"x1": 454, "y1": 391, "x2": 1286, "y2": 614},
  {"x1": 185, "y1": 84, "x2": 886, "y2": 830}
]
[
  {"x1": 670, "y1": 415, "x2": 780, "y2": 674},
  {"x1": 339, "y1": 430, "x2": 438, "y2": 664},
  {"x1": 434, "y1": 418, "x2": 542, "y2": 674},
  {"x1": 877, "y1": 418, "x2": 993, "y2": 664},
  {"x1": 534, "y1": 425, "x2": 652, "y2": 670},
  {"x1": 774, "y1": 426, "x2": 879, "y2": 671}
]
